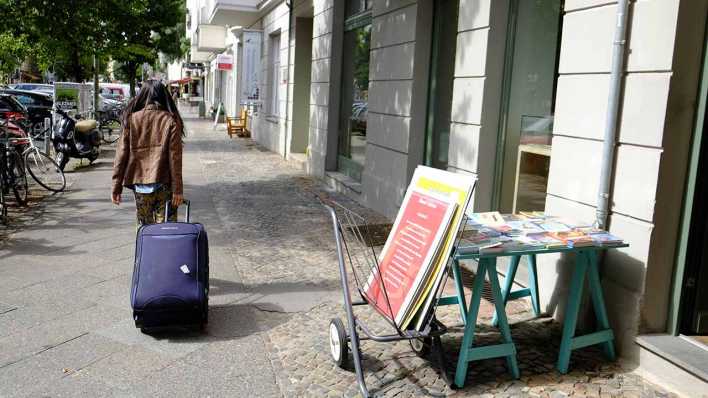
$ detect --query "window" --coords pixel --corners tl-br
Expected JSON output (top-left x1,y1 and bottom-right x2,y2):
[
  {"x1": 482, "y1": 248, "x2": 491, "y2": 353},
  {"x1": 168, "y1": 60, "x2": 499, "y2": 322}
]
[
  {"x1": 345, "y1": 0, "x2": 373, "y2": 18},
  {"x1": 497, "y1": 0, "x2": 563, "y2": 212},
  {"x1": 268, "y1": 32, "x2": 281, "y2": 117},
  {"x1": 337, "y1": 0, "x2": 372, "y2": 180},
  {"x1": 425, "y1": 0, "x2": 459, "y2": 170},
  {"x1": 15, "y1": 95, "x2": 35, "y2": 106}
]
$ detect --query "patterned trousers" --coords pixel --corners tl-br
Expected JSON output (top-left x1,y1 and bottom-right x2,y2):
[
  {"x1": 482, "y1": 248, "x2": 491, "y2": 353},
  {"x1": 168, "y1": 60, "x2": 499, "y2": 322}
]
[{"x1": 133, "y1": 185, "x2": 177, "y2": 226}]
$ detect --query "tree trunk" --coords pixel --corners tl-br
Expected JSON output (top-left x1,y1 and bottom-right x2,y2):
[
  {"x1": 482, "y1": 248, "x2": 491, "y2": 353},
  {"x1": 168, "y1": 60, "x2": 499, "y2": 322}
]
[
  {"x1": 71, "y1": 47, "x2": 83, "y2": 82},
  {"x1": 128, "y1": 61, "x2": 137, "y2": 97},
  {"x1": 93, "y1": 53, "x2": 99, "y2": 118}
]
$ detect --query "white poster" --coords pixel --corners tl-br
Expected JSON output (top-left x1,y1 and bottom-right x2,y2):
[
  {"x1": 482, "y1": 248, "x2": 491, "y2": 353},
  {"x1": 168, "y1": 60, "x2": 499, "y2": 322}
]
[
  {"x1": 240, "y1": 30, "x2": 262, "y2": 103},
  {"x1": 54, "y1": 82, "x2": 93, "y2": 114}
]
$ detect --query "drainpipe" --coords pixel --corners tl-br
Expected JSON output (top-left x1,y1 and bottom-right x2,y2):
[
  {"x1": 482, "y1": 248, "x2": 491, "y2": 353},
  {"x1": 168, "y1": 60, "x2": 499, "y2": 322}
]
[
  {"x1": 596, "y1": 0, "x2": 630, "y2": 230},
  {"x1": 284, "y1": 0, "x2": 294, "y2": 159}
]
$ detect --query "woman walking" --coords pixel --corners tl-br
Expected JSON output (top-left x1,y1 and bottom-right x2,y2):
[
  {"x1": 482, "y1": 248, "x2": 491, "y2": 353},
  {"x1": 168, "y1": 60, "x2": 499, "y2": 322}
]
[{"x1": 111, "y1": 80, "x2": 184, "y2": 225}]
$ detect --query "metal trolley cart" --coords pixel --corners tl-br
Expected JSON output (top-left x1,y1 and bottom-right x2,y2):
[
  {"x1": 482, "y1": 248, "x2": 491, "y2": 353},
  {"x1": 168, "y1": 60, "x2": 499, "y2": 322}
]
[{"x1": 322, "y1": 199, "x2": 463, "y2": 397}]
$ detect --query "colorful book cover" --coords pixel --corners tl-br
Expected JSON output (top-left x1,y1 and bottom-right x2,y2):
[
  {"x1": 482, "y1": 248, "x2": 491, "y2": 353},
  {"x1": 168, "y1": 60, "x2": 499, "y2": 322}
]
[
  {"x1": 528, "y1": 232, "x2": 567, "y2": 248},
  {"x1": 506, "y1": 220, "x2": 545, "y2": 234},
  {"x1": 486, "y1": 236, "x2": 544, "y2": 253},
  {"x1": 470, "y1": 211, "x2": 506, "y2": 227},
  {"x1": 364, "y1": 190, "x2": 457, "y2": 325},
  {"x1": 590, "y1": 232, "x2": 624, "y2": 246},
  {"x1": 458, "y1": 236, "x2": 511, "y2": 254},
  {"x1": 539, "y1": 221, "x2": 572, "y2": 233},
  {"x1": 547, "y1": 231, "x2": 593, "y2": 247}
]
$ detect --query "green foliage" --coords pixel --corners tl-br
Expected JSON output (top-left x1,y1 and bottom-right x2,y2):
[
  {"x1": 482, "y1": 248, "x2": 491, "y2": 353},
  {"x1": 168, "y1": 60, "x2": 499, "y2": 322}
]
[
  {"x1": 353, "y1": 25, "x2": 371, "y2": 99},
  {"x1": 0, "y1": 0, "x2": 186, "y2": 83},
  {"x1": 0, "y1": 32, "x2": 28, "y2": 80}
]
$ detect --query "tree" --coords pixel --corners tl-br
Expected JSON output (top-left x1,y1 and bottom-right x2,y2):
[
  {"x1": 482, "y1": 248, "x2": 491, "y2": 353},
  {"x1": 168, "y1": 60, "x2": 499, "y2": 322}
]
[
  {"x1": 0, "y1": 33, "x2": 28, "y2": 82},
  {"x1": 104, "y1": 0, "x2": 187, "y2": 95},
  {"x1": 0, "y1": 0, "x2": 186, "y2": 86}
]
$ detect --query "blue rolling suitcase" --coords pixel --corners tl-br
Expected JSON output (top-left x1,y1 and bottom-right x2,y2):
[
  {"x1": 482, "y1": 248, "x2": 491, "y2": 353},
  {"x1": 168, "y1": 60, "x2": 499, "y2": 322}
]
[{"x1": 131, "y1": 200, "x2": 209, "y2": 331}]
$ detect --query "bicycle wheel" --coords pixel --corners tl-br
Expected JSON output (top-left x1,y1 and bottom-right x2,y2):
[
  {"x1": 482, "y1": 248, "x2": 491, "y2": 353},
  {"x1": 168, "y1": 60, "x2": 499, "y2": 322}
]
[
  {"x1": 8, "y1": 151, "x2": 28, "y2": 205},
  {"x1": 0, "y1": 174, "x2": 6, "y2": 221},
  {"x1": 25, "y1": 149, "x2": 66, "y2": 192},
  {"x1": 100, "y1": 118, "x2": 122, "y2": 144}
]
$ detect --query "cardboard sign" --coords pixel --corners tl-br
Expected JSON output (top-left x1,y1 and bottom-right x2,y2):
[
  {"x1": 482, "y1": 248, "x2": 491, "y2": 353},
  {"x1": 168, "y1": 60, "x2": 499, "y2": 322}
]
[
  {"x1": 402, "y1": 166, "x2": 477, "y2": 330},
  {"x1": 365, "y1": 190, "x2": 456, "y2": 324}
]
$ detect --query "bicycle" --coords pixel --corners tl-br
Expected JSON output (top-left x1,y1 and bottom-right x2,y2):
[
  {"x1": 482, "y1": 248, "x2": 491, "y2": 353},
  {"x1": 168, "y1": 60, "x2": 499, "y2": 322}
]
[
  {"x1": 96, "y1": 107, "x2": 123, "y2": 144},
  {"x1": 0, "y1": 122, "x2": 29, "y2": 206},
  {"x1": 0, "y1": 154, "x2": 6, "y2": 222},
  {"x1": 20, "y1": 125, "x2": 66, "y2": 193}
]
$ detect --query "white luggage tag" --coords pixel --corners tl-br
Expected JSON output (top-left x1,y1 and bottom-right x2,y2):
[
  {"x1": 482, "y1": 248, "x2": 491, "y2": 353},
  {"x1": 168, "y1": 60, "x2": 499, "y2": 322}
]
[{"x1": 180, "y1": 264, "x2": 190, "y2": 274}]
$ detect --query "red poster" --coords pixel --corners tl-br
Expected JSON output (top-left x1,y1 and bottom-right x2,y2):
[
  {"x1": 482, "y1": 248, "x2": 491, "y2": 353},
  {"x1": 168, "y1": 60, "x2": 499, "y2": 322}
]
[{"x1": 365, "y1": 190, "x2": 455, "y2": 325}]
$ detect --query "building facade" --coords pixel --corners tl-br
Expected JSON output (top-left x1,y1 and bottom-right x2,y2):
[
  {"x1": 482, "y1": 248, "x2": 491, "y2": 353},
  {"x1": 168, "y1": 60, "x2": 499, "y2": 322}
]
[{"x1": 186, "y1": 0, "x2": 708, "y2": 395}]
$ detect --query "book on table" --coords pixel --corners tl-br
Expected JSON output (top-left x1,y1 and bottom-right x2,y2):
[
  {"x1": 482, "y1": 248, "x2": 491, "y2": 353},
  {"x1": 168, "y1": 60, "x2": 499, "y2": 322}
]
[
  {"x1": 589, "y1": 232, "x2": 624, "y2": 246},
  {"x1": 547, "y1": 231, "x2": 595, "y2": 247}
]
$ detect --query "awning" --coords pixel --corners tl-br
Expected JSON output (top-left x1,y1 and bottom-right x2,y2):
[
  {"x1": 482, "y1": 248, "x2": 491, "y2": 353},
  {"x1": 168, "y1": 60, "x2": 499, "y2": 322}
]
[{"x1": 167, "y1": 77, "x2": 191, "y2": 85}]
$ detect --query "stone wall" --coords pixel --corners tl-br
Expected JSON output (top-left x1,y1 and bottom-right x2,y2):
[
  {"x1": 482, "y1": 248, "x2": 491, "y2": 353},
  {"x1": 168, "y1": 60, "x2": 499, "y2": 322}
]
[{"x1": 539, "y1": 0, "x2": 706, "y2": 358}]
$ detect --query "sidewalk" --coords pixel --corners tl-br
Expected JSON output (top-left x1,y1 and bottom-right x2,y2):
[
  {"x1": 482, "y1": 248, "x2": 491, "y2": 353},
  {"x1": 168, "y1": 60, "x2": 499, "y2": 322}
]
[{"x1": 0, "y1": 111, "x2": 676, "y2": 397}]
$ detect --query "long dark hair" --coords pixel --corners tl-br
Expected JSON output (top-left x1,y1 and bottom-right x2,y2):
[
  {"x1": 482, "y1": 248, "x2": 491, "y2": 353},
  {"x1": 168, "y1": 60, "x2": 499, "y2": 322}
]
[{"x1": 121, "y1": 80, "x2": 184, "y2": 136}]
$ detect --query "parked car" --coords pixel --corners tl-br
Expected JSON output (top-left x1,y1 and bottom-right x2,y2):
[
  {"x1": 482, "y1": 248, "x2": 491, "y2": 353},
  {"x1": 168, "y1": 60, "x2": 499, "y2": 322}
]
[
  {"x1": 98, "y1": 94, "x2": 122, "y2": 111},
  {"x1": 0, "y1": 89, "x2": 53, "y2": 138},
  {"x1": 0, "y1": 93, "x2": 29, "y2": 123},
  {"x1": 99, "y1": 83, "x2": 131, "y2": 102},
  {"x1": 0, "y1": 93, "x2": 31, "y2": 136},
  {"x1": 10, "y1": 83, "x2": 54, "y2": 97}
]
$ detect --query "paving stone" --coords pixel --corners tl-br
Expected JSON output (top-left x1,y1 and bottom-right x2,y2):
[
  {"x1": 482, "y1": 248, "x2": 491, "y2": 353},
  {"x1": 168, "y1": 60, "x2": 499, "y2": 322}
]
[
  {"x1": 0, "y1": 353, "x2": 71, "y2": 398},
  {"x1": 26, "y1": 372, "x2": 130, "y2": 398},
  {"x1": 0, "y1": 304, "x2": 127, "y2": 368},
  {"x1": 94, "y1": 319, "x2": 209, "y2": 360},
  {"x1": 75, "y1": 345, "x2": 174, "y2": 390}
]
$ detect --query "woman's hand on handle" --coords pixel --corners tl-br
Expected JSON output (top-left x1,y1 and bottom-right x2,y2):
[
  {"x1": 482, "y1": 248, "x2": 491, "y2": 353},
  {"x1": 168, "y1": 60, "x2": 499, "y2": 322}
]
[
  {"x1": 111, "y1": 193, "x2": 121, "y2": 205},
  {"x1": 172, "y1": 193, "x2": 183, "y2": 208}
]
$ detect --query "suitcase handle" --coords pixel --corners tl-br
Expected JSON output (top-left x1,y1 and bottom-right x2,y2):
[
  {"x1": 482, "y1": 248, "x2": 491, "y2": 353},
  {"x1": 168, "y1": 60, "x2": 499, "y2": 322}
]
[{"x1": 165, "y1": 199, "x2": 191, "y2": 223}]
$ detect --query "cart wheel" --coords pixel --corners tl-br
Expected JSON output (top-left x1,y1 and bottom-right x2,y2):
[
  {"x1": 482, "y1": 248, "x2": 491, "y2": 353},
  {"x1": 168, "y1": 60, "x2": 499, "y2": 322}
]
[
  {"x1": 329, "y1": 318, "x2": 349, "y2": 368},
  {"x1": 410, "y1": 337, "x2": 432, "y2": 358}
]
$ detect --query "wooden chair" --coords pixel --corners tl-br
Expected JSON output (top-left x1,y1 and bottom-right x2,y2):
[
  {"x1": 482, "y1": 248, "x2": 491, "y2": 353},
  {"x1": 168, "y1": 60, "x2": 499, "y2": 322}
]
[{"x1": 226, "y1": 108, "x2": 250, "y2": 138}]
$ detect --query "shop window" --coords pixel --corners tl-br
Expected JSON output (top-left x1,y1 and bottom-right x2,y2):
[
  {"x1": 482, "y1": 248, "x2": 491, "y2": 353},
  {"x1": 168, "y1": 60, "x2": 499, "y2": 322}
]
[
  {"x1": 268, "y1": 32, "x2": 281, "y2": 117},
  {"x1": 497, "y1": 0, "x2": 563, "y2": 212},
  {"x1": 425, "y1": 0, "x2": 459, "y2": 170},
  {"x1": 337, "y1": 0, "x2": 372, "y2": 180},
  {"x1": 345, "y1": 0, "x2": 373, "y2": 19}
]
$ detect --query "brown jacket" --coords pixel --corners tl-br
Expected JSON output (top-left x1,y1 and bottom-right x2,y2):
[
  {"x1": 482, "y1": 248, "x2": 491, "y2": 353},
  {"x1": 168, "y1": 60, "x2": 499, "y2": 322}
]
[{"x1": 111, "y1": 104, "x2": 183, "y2": 195}]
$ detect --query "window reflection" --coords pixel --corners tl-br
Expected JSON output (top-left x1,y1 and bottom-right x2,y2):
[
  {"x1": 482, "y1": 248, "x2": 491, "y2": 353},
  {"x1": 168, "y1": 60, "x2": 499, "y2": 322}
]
[{"x1": 338, "y1": 22, "x2": 371, "y2": 180}]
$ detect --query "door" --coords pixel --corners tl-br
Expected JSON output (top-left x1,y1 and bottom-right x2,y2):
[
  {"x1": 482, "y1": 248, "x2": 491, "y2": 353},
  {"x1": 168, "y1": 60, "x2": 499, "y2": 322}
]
[
  {"x1": 680, "y1": 85, "x2": 708, "y2": 339},
  {"x1": 291, "y1": 16, "x2": 314, "y2": 155},
  {"x1": 496, "y1": 0, "x2": 563, "y2": 212}
]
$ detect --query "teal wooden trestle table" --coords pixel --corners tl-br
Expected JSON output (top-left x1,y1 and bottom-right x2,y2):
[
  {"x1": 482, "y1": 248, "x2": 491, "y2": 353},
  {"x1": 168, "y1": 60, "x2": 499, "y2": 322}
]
[{"x1": 437, "y1": 243, "x2": 628, "y2": 388}]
